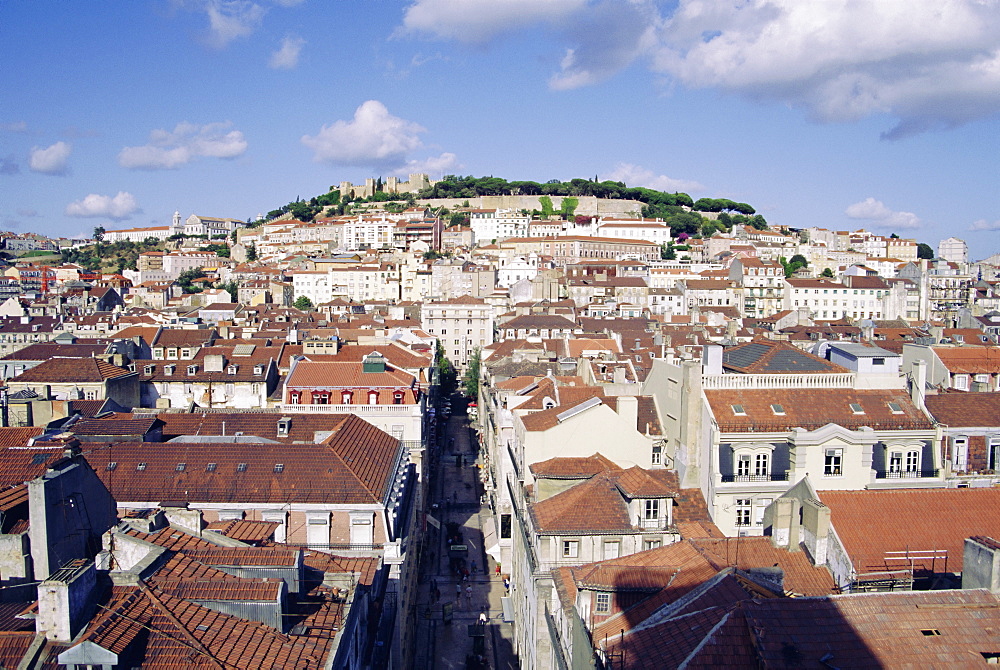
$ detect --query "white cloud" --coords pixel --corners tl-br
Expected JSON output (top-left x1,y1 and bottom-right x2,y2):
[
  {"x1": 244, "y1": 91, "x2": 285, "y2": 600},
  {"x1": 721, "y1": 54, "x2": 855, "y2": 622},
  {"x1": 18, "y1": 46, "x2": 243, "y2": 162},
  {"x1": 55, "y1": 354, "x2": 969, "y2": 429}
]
[
  {"x1": 29, "y1": 141, "x2": 71, "y2": 175},
  {"x1": 119, "y1": 122, "x2": 247, "y2": 170},
  {"x1": 970, "y1": 218, "x2": 1000, "y2": 232},
  {"x1": 845, "y1": 197, "x2": 921, "y2": 230},
  {"x1": 65, "y1": 192, "x2": 141, "y2": 221},
  {"x1": 398, "y1": 1, "x2": 1000, "y2": 136},
  {"x1": 270, "y1": 35, "x2": 305, "y2": 69},
  {"x1": 399, "y1": 0, "x2": 586, "y2": 43},
  {"x1": 270, "y1": 0, "x2": 305, "y2": 6},
  {"x1": 16, "y1": 208, "x2": 39, "y2": 217},
  {"x1": 204, "y1": 0, "x2": 265, "y2": 48},
  {"x1": 603, "y1": 162, "x2": 704, "y2": 193},
  {"x1": 1, "y1": 121, "x2": 28, "y2": 133},
  {"x1": 302, "y1": 100, "x2": 428, "y2": 169},
  {"x1": 653, "y1": 1, "x2": 1000, "y2": 138},
  {"x1": 396, "y1": 152, "x2": 460, "y2": 177}
]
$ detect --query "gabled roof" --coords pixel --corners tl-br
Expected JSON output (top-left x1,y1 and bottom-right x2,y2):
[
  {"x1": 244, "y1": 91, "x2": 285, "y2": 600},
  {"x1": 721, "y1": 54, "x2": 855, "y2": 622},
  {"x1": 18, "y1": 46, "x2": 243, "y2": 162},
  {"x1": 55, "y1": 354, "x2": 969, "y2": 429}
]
[
  {"x1": 7, "y1": 357, "x2": 133, "y2": 383},
  {"x1": 933, "y1": 345, "x2": 1000, "y2": 373}
]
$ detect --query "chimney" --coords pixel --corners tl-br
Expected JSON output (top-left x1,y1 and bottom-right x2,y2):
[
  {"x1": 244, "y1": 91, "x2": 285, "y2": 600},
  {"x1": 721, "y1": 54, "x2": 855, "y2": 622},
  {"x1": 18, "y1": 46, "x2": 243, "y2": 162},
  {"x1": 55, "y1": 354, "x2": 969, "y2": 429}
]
[
  {"x1": 800, "y1": 498, "x2": 831, "y2": 565},
  {"x1": 910, "y1": 359, "x2": 927, "y2": 410},
  {"x1": 765, "y1": 498, "x2": 798, "y2": 550},
  {"x1": 613, "y1": 366, "x2": 626, "y2": 384},
  {"x1": 702, "y1": 344, "x2": 723, "y2": 375},
  {"x1": 36, "y1": 559, "x2": 97, "y2": 642},
  {"x1": 962, "y1": 537, "x2": 1000, "y2": 592}
]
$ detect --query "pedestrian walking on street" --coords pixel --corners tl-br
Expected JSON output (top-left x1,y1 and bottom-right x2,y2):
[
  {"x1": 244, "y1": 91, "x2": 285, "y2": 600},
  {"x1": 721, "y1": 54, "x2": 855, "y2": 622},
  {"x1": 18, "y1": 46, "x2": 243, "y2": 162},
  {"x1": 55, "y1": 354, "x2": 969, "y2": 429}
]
[
  {"x1": 495, "y1": 563, "x2": 501, "y2": 578},
  {"x1": 471, "y1": 560, "x2": 477, "y2": 575},
  {"x1": 456, "y1": 583, "x2": 462, "y2": 601},
  {"x1": 465, "y1": 584, "x2": 473, "y2": 607}
]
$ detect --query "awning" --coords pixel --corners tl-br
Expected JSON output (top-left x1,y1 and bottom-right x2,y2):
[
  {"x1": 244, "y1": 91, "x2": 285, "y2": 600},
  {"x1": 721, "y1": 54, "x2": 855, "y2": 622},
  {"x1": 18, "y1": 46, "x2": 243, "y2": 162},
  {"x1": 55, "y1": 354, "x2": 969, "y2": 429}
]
[
  {"x1": 501, "y1": 597, "x2": 514, "y2": 623},
  {"x1": 482, "y1": 516, "x2": 501, "y2": 563}
]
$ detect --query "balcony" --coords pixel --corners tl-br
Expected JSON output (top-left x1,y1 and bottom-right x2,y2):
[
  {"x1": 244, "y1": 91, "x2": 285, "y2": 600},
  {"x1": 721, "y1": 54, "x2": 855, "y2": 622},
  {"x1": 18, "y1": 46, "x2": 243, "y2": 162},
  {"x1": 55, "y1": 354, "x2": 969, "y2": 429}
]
[
  {"x1": 721, "y1": 473, "x2": 790, "y2": 483},
  {"x1": 874, "y1": 469, "x2": 940, "y2": 480}
]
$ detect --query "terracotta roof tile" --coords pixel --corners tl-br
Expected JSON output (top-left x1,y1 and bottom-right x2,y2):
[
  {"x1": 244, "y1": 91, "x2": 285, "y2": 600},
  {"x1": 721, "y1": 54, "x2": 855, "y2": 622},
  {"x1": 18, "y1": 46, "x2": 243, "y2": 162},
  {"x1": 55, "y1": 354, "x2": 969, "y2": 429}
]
[
  {"x1": 925, "y1": 391, "x2": 1000, "y2": 427},
  {"x1": 8, "y1": 357, "x2": 132, "y2": 382},
  {"x1": 820, "y1": 488, "x2": 1000, "y2": 576}
]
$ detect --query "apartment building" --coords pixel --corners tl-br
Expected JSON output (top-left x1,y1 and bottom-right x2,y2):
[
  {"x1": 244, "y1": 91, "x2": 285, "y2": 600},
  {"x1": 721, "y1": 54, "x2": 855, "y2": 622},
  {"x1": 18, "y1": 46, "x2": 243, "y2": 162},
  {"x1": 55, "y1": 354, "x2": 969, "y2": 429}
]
[{"x1": 421, "y1": 295, "x2": 495, "y2": 368}]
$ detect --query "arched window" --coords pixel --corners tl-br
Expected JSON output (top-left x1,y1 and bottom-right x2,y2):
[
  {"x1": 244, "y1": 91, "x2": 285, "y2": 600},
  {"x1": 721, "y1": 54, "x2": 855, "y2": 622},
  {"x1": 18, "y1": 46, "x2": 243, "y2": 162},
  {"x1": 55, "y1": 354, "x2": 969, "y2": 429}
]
[
  {"x1": 368, "y1": 390, "x2": 379, "y2": 405},
  {"x1": 341, "y1": 391, "x2": 353, "y2": 405},
  {"x1": 289, "y1": 391, "x2": 301, "y2": 405}
]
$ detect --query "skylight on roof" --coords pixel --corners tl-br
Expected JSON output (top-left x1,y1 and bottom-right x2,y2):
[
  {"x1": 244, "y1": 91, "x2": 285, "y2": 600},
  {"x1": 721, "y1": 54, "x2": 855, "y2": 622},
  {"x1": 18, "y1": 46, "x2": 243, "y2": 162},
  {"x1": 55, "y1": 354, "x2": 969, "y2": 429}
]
[
  {"x1": 106, "y1": 462, "x2": 117, "y2": 471},
  {"x1": 887, "y1": 402, "x2": 903, "y2": 414},
  {"x1": 274, "y1": 463, "x2": 284, "y2": 473},
  {"x1": 31, "y1": 453, "x2": 49, "y2": 465},
  {"x1": 136, "y1": 462, "x2": 147, "y2": 471},
  {"x1": 732, "y1": 404, "x2": 746, "y2": 416},
  {"x1": 206, "y1": 463, "x2": 217, "y2": 472},
  {"x1": 771, "y1": 404, "x2": 785, "y2": 415},
  {"x1": 237, "y1": 463, "x2": 248, "y2": 472},
  {"x1": 849, "y1": 403, "x2": 864, "y2": 414},
  {"x1": 176, "y1": 463, "x2": 186, "y2": 472}
]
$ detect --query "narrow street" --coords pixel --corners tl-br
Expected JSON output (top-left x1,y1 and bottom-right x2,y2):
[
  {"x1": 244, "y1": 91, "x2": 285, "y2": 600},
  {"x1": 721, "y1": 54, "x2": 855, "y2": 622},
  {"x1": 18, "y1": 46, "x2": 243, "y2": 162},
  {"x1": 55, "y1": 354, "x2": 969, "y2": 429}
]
[{"x1": 412, "y1": 404, "x2": 518, "y2": 670}]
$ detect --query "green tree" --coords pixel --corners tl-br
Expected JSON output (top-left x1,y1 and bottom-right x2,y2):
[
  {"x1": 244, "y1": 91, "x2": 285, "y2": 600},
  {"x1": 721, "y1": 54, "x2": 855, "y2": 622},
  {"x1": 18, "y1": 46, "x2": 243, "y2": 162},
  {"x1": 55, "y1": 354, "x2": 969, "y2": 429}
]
[
  {"x1": 246, "y1": 242, "x2": 258, "y2": 262},
  {"x1": 820, "y1": 268, "x2": 834, "y2": 278},
  {"x1": 462, "y1": 347, "x2": 481, "y2": 399},
  {"x1": 917, "y1": 243, "x2": 934, "y2": 259},
  {"x1": 435, "y1": 341, "x2": 457, "y2": 396},
  {"x1": 660, "y1": 242, "x2": 676, "y2": 260},
  {"x1": 93, "y1": 226, "x2": 105, "y2": 260},
  {"x1": 220, "y1": 280, "x2": 239, "y2": 302},
  {"x1": 293, "y1": 295, "x2": 314, "y2": 310},
  {"x1": 176, "y1": 268, "x2": 207, "y2": 293}
]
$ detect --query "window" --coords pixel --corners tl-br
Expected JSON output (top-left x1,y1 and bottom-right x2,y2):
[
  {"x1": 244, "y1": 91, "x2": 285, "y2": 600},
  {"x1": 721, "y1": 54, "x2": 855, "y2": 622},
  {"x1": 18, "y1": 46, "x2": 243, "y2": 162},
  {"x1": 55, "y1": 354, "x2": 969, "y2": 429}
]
[
  {"x1": 824, "y1": 449, "x2": 843, "y2": 476},
  {"x1": 770, "y1": 404, "x2": 785, "y2": 415},
  {"x1": 644, "y1": 499, "x2": 660, "y2": 521},
  {"x1": 872, "y1": 357, "x2": 885, "y2": 366},
  {"x1": 106, "y1": 462, "x2": 117, "y2": 471},
  {"x1": 341, "y1": 391, "x2": 352, "y2": 404},
  {"x1": 500, "y1": 514, "x2": 512, "y2": 539},
  {"x1": 732, "y1": 404, "x2": 746, "y2": 416},
  {"x1": 887, "y1": 402, "x2": 903, "y2": 414},
  {"x1": 368, "y1": 390, "x2": 379, "y2": 405},
  {"x1": 289, "y1": 391, "x2": 301, "y2": 405},
  {"x1": 735, "y1": 499, "x2": 751, "y2": 527},
  {"x1": 562, "y1": 540, "x2": 579, "y2": 558},
  {"x1": 651, "y1": 443, "x2": 662, "y2": 466},
  {"x1": 889, "y1": 451, "x2": 902, "y2": 473},
  {"x1": 849, "y1": 403, "x2": 864, "y2": 414},
  {"x1": 754, "y1": 452, "x2": 770, "y2": 477},
  {"x1": 175, "y1": 463, "x2": 186, "y2": 472},
  {"x1": 393, "y1": 392, "x2": 404, "y2": 405},
  {"x1": 274, "y1": 463, "x2": 284, "y2": 473},
  {"x1": 603, "y1": 541, "x2": 621, "y2": 559},
  {"x1": 595, "y1": 593, "x2": 610, "y2": 613},
  {"x1": 954, "y1": 375, "x2": 969, "y2": 390},
  {"x1": 737, "y1": 453, "x2": 751, "y2": 478},
  {"x1": 755, "y1": 498, "x2": 772, "y2": 526},
  {"x1": 643, "y1": 539, "x2": 662, "y2": 551},
  {"x1": 136, "y1": 462, "x2": 147, "y2": 471},
  {"x1": 953, "y1": 436, "x2": 969, "y2": 471},
  {"x1": 905, "y1": 449, "x2": 920, "y2": 473},
  {"x1": 236, "y1": 463, "x2": 248, "y2": 472},
  {"x1": 206, "y1": 463, "x2": 217, "y2": 472}
]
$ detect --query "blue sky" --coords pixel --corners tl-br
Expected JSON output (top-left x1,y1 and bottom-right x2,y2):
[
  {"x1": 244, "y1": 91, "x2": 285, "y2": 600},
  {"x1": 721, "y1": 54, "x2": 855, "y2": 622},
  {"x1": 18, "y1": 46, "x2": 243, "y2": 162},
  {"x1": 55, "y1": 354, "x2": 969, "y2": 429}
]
[{"x1": 2, "y1": 1, "x2": 999, "y2": 258}]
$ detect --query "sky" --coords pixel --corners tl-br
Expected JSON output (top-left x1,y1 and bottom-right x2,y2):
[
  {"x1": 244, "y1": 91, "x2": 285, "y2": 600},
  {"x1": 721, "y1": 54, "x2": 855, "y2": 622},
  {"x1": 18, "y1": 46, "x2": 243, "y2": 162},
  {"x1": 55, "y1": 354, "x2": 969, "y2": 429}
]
[{"x1": 2, "y1": 0, "x2": 999, "y2": 259}]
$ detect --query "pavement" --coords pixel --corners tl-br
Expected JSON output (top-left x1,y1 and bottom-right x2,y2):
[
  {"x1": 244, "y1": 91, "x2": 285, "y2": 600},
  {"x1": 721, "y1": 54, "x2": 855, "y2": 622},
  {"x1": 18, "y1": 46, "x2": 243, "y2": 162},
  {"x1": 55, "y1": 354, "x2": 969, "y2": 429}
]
[{"x1": 411, "y1": 412, "x2": 518, "y2": 670}]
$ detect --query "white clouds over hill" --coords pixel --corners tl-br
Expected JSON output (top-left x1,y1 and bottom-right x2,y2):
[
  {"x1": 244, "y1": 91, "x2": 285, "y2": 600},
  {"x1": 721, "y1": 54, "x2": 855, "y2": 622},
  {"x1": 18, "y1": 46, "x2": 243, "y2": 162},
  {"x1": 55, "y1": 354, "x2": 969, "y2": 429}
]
[
  {"x1": 65, "y1": 192, "x2": 140, "y2": 221},
  {"x1": 302, "y1": 100, "x2": 457, "y2": 174}
]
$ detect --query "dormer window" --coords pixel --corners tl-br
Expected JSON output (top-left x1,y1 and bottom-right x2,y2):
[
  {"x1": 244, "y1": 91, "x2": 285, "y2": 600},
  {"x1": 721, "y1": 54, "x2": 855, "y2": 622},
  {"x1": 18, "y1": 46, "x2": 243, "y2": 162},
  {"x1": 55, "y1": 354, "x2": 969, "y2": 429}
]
[
  {"x1": 368, "y1": 390, "x2": 379, "y2": 405},
  {"x1": 164, "y1": 364, "x2": 176, "y2": 376},
  {"x1": 341, "y1": 391, "x2": 353, "y2": 405},
  {"x1": 253, "y1": 364, "x2": 264, "y2": 375},
  {"x1": 227, "y1": 364, "x2": 238, "y2": 375},
  {"x1": 143, "y1": 364, "x2": 155, "y2": 375},
  {"x1": 393, "y1": 391, "x2": 405, "y2": 405},
  {"x1": 187, "y1": 364, "x2": 198, "y2": 376},
  {"x1": 289, "y1": 391, "x2": 301, "y2": 405}
]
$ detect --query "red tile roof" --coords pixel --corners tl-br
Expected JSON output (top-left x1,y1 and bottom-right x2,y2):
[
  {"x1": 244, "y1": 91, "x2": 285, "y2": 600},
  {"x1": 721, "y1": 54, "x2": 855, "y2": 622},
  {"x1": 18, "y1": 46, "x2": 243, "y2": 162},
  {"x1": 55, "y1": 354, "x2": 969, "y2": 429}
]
[{"x1": 820, "y1": 488, "x2": 1000, "y2": 576}]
